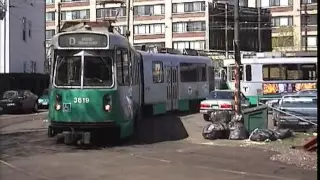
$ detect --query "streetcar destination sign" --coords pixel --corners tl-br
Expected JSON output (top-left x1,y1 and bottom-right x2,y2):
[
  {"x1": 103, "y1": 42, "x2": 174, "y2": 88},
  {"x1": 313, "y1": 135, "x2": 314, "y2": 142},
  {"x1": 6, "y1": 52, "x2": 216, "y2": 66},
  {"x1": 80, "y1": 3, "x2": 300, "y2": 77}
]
[{"x1": 58, "y1": 33, "x2": 108, "y2": 48}]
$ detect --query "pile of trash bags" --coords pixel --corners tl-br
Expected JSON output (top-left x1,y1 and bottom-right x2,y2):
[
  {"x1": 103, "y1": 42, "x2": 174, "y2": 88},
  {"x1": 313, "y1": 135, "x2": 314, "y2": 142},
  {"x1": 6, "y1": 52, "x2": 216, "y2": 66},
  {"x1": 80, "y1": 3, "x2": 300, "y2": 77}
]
[
  {"x1": 202, "y1": 111, "x2": 293, "y2": 141},
  {"x1": 249, "y1": 128, "x2": 293, "y2": 142},
  {"x1": 202, "y1": 112, "x2": 248, "y2": 140}
]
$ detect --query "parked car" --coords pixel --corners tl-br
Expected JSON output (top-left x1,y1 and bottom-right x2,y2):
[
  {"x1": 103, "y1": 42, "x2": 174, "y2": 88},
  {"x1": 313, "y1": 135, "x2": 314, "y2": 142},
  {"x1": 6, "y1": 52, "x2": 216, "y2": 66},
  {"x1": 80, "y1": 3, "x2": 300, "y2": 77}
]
[
  {"x1": 296, "y1": 89, "x2": 317, "y2": 96},
  {"x1": 199, "y1": 90, "x2": 251, "y2": 121},
  {"x1": 273, "y1": 95, "x2": 317, "y2": 127},
  {"x1": 0, "y1": 90, "x2": 39, "y2": 113},
  {"x1": 38, "y1": 89, "x2": 49, "y2": 109}
]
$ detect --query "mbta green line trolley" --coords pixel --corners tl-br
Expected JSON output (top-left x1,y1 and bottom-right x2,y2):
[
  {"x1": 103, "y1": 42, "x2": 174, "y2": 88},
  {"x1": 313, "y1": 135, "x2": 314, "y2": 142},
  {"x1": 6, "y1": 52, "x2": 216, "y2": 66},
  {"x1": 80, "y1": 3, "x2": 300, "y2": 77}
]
[
  {"x1": 47, "y1": 31, "x2": 142, "y2": 143},
  {"x1": 47, "y1": 30, "x2": 213, "y2": 144}
]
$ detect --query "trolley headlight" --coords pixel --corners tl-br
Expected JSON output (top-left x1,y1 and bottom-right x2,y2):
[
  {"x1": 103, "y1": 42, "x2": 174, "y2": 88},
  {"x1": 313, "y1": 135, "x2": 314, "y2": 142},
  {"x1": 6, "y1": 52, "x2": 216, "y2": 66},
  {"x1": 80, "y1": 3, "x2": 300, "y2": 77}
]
[
  {"x1": 55, "y1": 94, "x2": 62, "y2": 111},
  {"x1": 55, "y1": 104, "x2": 61, "y2": 110},
  {"x1": 103, "y1": 94, "x2": 112, "y2": 112}
]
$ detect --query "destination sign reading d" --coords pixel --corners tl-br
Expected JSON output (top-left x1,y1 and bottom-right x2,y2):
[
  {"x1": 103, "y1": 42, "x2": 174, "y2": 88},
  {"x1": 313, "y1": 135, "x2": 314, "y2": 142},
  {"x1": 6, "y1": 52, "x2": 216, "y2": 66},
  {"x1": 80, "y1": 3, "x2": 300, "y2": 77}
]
[{"x1": 58, "y1": 33, "x2": 108, "y2": 48}]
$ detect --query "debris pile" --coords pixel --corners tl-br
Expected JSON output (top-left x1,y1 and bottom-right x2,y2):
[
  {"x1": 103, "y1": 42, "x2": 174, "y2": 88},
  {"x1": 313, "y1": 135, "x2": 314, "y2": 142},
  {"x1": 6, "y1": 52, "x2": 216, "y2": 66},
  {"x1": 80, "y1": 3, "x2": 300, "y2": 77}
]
[{"x1": 202, "y1": 112, "x2": 293, "y2": 141}]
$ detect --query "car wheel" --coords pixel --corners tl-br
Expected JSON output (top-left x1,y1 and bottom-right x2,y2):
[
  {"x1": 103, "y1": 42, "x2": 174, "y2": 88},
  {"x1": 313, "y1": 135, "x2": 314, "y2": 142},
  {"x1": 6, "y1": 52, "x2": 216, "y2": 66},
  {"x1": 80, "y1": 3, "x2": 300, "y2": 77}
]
[
  {"x1": 203, "y1": 114, "x2": 210, "y2": 122},
  {"x1": 33, "y1": 102, "x2": 38, "y2": 113}
]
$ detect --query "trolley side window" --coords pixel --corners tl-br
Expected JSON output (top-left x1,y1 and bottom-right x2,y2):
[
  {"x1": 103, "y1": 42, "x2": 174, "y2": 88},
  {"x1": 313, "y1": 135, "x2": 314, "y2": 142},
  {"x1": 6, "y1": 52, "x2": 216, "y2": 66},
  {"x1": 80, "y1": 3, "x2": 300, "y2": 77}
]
[
  {"x1": 133, "y1": 53, "x2": 140, "y2": 85},
  {"x1": 198, "y1": 63, "x2": 207, "y2": 82},
  {"x1": 116, "y1": 49, "x2": 132, "y2": 86},
  {"x1": 180, "y1": 63, "x2": 207, "y2": 82},
  {"x1": 229, "y1": 65, "x2": 244, "y2": 81},
  {"x1": 245, "y1": 65, "x2": 252, "y2": 81},
  {"x1": 152, "y1": 61, "x2": 164, "y2": 83},
  {"x1": 262, "y1": 63, "x2": 317, "y2": 81}
]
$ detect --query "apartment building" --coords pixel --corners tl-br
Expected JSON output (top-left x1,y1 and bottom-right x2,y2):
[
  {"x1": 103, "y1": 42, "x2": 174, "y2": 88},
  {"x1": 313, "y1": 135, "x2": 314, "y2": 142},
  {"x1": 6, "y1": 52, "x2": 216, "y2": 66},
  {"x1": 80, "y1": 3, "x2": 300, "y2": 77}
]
[
  {"x1": 1, "y1": 0, "x2": 45, "y2": 74},
  {"x1": 248, "y1": 0, "x2": 317, "y2": 51},
  {"x1": 46, "y1": 0, "x2": 212, "y2": 50},
  {"x1": 46, "y1": 0, "x2": 273, "y2": 51}
]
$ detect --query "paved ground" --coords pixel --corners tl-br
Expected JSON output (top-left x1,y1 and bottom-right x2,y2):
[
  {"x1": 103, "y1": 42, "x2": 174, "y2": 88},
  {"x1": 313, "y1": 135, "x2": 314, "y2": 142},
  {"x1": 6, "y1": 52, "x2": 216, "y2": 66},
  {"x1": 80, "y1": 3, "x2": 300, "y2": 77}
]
[{"x1": 0, "y1": 111, "x2": 317, "y2": 180}]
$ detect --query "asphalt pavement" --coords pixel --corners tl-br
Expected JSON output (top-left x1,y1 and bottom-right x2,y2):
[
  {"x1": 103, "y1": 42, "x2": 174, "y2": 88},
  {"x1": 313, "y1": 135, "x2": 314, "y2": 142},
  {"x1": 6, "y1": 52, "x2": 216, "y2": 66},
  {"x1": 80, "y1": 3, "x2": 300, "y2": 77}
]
[{"x1": 0, "y1": 111, "x2": 316, "y2": 180}]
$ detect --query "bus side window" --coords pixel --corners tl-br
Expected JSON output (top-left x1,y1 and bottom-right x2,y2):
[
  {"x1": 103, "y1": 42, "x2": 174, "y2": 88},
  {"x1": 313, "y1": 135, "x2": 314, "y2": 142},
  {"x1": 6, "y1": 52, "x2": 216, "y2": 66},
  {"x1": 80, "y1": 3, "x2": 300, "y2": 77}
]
[{"x1": 245, "y1": 65, "x2": 252, "y2": 81}]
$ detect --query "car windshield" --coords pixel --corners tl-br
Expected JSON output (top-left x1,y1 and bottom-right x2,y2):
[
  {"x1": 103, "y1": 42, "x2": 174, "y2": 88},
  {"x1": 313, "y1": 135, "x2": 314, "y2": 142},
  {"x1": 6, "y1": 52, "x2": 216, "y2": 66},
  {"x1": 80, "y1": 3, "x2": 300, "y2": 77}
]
[
  {"x1": 281, "y1": 96, "x2": 317, "y2": 108},
  {"x1": 2, "y1": 91, "x2": 20, "y2": 99},
  {"x1": 297, "y1": 90, "x2": 317, "y2": 96},
  {"x1": 207, "y1": 91, "x2": 234, "y2": 99}
]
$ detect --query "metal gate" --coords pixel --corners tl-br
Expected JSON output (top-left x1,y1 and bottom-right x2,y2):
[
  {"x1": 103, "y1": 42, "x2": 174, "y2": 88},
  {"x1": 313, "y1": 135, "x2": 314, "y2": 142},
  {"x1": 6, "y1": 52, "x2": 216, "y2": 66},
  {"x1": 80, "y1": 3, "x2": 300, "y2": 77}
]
[{"x1": 166, "y1": 66, "x2": 178, "y2": 111}]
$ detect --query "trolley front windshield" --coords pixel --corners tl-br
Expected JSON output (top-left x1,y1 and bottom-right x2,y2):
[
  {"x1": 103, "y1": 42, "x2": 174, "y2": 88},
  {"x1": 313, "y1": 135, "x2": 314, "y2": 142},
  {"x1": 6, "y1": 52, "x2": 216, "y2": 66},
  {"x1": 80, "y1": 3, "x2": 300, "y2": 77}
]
[{"x1": 54, "y1": 50, "x2": 114, "y2": 88}]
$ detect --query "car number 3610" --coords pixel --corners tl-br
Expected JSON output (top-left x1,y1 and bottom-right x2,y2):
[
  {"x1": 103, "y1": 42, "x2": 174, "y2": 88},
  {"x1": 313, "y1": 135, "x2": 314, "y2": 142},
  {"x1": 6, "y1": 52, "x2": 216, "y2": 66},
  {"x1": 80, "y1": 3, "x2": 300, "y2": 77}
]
[{"x1": 73, "y1": 97, "x2": 90, "y2": 104}]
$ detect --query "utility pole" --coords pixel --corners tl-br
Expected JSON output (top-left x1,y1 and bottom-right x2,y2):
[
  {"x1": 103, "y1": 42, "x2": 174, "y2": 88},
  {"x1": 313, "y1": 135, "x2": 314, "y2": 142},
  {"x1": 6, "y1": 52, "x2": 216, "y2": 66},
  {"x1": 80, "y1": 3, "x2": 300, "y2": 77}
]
[
  {"x1": 57, "y1": 2, "x2": 61, "y2": 33},
  {"x1": 234, "y1": 0, "x2": 241, "y2": 116},
  {"x1": 125, "y1": 0, "x2": 131, "y2": 40},
  {"x1": 303, "y1": 2, "x2": 308, "y2": 51},
  {"x1": 225, "y1": 3, "x2": 229, "y2": 58},
  {"x1": 256, "y1": 0, "x2": 261, "y2": 52}
]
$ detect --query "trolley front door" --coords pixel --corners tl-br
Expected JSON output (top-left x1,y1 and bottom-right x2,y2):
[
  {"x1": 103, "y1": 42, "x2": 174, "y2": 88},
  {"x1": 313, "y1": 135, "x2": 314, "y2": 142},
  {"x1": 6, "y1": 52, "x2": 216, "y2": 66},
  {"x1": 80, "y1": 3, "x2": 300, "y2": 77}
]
[{"x1": 166, "y1": 66, "x2": 178, "y2": 111}]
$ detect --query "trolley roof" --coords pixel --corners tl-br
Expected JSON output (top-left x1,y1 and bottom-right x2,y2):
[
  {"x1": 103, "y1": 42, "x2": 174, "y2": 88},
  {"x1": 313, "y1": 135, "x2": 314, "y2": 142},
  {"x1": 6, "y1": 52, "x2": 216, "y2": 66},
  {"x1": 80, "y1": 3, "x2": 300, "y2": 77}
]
[
  {"x1": 223, "y1": 56, "x2": 317, "y2": 66},
  {"x1": 138, "y1": 51, "x2": 213, "y2": 65}
]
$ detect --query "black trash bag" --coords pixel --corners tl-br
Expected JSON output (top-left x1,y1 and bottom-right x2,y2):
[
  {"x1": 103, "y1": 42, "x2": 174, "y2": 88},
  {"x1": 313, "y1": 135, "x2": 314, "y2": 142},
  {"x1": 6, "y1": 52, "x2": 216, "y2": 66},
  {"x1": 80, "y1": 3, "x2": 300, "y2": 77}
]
[
  {"x1": 228, "y1": 121, "x2": 248, "y2": 140},
  {"x1": 272, "y1": 128, "x2": 293, "y2": 140},
  {"x1": 249, "y1": 128, "x2": 277, "y2": 142},
  {"x1": 210, "y1": 111, "x2": 232, "y2": 124},
  {"x1": 202, "y1": 122, "x2": 228, "y2": 140}
]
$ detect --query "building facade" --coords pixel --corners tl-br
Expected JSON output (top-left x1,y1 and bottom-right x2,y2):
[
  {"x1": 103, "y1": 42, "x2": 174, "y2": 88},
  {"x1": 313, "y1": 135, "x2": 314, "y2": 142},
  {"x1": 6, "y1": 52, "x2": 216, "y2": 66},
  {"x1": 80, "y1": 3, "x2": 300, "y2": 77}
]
[
  {"x1": 45, "y1": 0, "x2": 273, "y2": 51},
  {"x1": 248, "y1": 0, "x2": 317, "y2": 51},
  {"x1": 0, "y1": 0, "x2": 46, "y2": 74}
]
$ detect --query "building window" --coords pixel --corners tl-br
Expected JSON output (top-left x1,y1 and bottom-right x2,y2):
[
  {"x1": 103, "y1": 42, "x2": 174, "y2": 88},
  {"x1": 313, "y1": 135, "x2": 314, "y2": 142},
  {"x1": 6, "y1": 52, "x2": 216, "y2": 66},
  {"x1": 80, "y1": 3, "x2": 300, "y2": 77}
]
[
  {"x1": 28, "y1": 21, "x2": 32, "y2": 37},
  {"x1": 302, "y1": 0, "x2": 317, "y2": 4},
  {"x1": 271, "y1": 16, "x2": 293, "y2": 27},
  {"x1": 134, "y1": 23, "x2": 165, "y2": 35},
  {"x1": 61, "y1": 9, "x2": 90, "y2": 20},
  {"x1": 116, "y1": 25, "x2": 127, "y2": 35},
  {"x1": 172, "y1": 2, "x2": 205, "y2": 13},
  {"x1": 61, "y1": 0, "x2": 89, "y2": 2},
  {"x1": 173, "y1": 41, "x2": 205, "y2": 50},
  {"x1": 172, "y1": 21, "x2": 205, "y2": 32},
  {"x1": 301, "y1": 14, "x2": 317, "y2": 26},
  {"x1": 270, "y1": 0, "x2": 280, "y2": 6},
  {"x1": 288, "y1": 0, "x2": 293, "y2": 5},
  {"x1": 46, "y1": 12, "x2": 55, "y2": 21},
  {"x1": 46, "y1": 30, "x2": 55, "y2": 39},
  {"x1": 152, "y1": 62, "x2": 164, "y2": 83},
  {"x1": 133, "y1": 4, "x2": 165, "y2": 16},
  {"x1": 96, "y1": 7, "x2": 126, "y2": 18},
  {"x1": 301, "y1": 35, "x2": 317, "y2": 47},
  {"x1": 22, "y1": 17, "x2": 26, "y2": 42},
  {"x1": 46, "y1": 0, "x2": 55, "y2": 4},
  {"x1": 272, "y1": 36, "x2": 294, "y2": 47}
]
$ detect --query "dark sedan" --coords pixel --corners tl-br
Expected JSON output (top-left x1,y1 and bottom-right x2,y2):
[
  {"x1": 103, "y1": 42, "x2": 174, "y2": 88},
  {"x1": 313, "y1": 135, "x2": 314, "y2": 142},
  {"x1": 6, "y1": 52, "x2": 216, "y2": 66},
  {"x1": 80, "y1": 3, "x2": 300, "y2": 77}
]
[{"x1": 0, "y1": 90, "x2": 39, "y2": 113}]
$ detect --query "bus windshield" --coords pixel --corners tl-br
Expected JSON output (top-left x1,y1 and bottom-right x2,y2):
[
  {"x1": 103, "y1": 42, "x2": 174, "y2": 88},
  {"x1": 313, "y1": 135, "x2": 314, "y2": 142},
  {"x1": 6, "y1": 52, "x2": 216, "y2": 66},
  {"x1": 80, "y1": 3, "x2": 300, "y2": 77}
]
[{"x1": 83, "y1": 56, "x2": 113, "y2": 86}]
